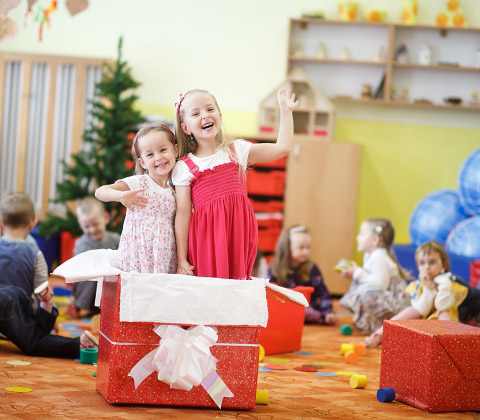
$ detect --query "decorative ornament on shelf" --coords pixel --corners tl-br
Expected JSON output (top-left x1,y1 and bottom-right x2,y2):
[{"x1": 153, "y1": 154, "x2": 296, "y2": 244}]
[
  {"x1": 435, "y1": 0, "x2": 468, "y2": 28},
  {"x1": 340, "y1": 46, "x2": 349, "y2": 60},
  {"x1": 401, "y1": 86, "x2": 409, "y2": 102},
  {"x1": 402, "y1": 0, "x2": 418, "y2": 25},
  {"x1": 365, "y1": 10, "x2": 387, "y2": 23},
  {"x1": 394, "y1": 43, "x2": 409, "y2": 63},
  {"x1": 292, "y1": 42, "x2": 303, "y2": 57},
  {"x1": 373, "y1": 46, "x2": 385, "y2": 62},
  {"x1": 470, "y1": 90, "x2": 479, "y2": 106},
  {"x1": 418, "y1": 44, "x2": 432, "y2": 65},
  {"x1": 338, "y1": 2, "x2": 358, "y2": 22}
]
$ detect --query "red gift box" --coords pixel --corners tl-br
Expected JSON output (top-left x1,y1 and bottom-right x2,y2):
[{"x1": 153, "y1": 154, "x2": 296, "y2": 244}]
[
  {"x1": 260, "y1": 286, "x2": 313, "y2": 355},
  {"x1": 96, "y1": 277, "x2": 260, "y2": 409},
  {"x1": 379, "y1": 319, "x2": 480, "y2": 412}
]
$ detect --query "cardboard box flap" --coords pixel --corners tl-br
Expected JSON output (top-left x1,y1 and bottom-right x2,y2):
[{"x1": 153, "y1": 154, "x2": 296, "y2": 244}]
[
  {"x1": 263, "y1": 281, "x2": 309, "y2": 307},
  {"x1": 52, "y1": 249, "x2": 122, "y2": 282}
]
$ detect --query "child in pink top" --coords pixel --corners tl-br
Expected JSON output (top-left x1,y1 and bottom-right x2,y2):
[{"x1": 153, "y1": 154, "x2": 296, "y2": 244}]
[
  {"x1": 95, "y1": 123, "x2": 177, "y2": 274},
  {"x1": 172, "y1": 89, "x2": 298, "y2": 279}
]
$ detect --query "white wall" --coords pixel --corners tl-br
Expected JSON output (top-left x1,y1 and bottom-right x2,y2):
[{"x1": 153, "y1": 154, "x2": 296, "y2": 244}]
[{"x1": 2, "y1": 0, "x2": 480, "y2": 121}]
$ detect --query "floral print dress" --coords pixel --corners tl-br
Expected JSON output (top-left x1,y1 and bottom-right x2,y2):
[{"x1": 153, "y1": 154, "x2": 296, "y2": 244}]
[{"x1": 118, "y1": 174, "x2": 177, "y2": 274}]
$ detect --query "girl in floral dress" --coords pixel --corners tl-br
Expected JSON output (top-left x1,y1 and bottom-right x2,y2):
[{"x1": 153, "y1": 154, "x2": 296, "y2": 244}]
[
  {"x1": 172, "y1": 89, "x2": 298, "y2": 279},
  {"x1": 95, "y1": 123, "x2": 177, "y2": 273}
]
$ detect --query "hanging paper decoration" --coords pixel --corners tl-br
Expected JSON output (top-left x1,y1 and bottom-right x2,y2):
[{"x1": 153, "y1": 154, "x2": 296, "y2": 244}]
[
  {"x1": 0, "y1": 14, "x2": 18, "y2": 40},
  {"x1": 65, "y1": 0, "x2": 88, "y2": 16},
  {"x1": 435, "y1": 0, "x2": 468, "y2": 28},
  {"x1": 33, "y1": 0, "x2": 57, "y2": 41},
  {"x1": 0, "y1": 0, "x2": 20, "y2": 14}
]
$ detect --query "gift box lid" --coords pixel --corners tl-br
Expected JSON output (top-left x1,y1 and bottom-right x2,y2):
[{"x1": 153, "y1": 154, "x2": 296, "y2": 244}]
[{"x1": 53, "y1": 250, "x2": 308, "y2": 327}]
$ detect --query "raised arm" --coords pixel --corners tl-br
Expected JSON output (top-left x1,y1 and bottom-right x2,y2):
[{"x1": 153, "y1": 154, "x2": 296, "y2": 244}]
[
  {"x1": 95, "y1": 182, "x2": 148, "y2": 211},
  {"x1": 248, "y1": 88, "x2": 299, "y2": 164},
  {"x1": 175, "y1": 185, "x2": 194, "y2": 275}
]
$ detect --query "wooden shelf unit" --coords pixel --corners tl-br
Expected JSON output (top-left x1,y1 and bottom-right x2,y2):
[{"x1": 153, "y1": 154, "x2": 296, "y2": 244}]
[{"x1": 287, "y1": 18, "x2": 480, "y2": 110}]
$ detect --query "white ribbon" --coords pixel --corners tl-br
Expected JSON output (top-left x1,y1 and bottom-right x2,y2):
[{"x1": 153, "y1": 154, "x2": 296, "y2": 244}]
[{"x1": 128, "y1": 325, "x2": 234, "y2": 408}]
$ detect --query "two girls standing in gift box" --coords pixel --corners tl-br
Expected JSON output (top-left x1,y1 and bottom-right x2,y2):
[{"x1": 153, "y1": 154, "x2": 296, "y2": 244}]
[{"x1": 96, "y1": 88, "x2": 298, "y2": 280}]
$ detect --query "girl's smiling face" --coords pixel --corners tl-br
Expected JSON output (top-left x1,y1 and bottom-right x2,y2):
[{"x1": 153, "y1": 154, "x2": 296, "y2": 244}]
[
  {"x1": 180, "y1": 91, "x2": 222, "y2": 142},
  {"x1": 137, "y1": 130, "x2": 178, "y2": 186}
]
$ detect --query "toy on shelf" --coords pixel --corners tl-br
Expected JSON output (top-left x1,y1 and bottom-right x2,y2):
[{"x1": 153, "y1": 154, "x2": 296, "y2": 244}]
[
  {"x1": 365, "y1": 10, "x2": 387, "y2": 23},
  {"x1": 258, "y1": 67, "x2": 335, "y2": 140},
  {"x1": 361, "y1": 84, "x2": 372, "y2": 99},
  {"x1": 292, "y1": 42, "x2": 304, "y2": 57},
  {"x1": 418, "y1": 44, "x2": 432, "y2": 65},
  {"x1": 435, "y1": 0, "x2": 468, "y2": 28},
  {"x1": 338, "y1": 2, "x2": 358, "y2": 22},
  {"x1": 394, "y1": 43, "x2": 409, "y2": 63},
  {"x1": 402, "y1": 0, "x2": 418, "y2": 25}
]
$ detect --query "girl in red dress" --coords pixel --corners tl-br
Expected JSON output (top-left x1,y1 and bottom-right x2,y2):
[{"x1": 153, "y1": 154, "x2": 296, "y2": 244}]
[{"x1": 172, "y1": 89, "x2": 297, "y2": 279}]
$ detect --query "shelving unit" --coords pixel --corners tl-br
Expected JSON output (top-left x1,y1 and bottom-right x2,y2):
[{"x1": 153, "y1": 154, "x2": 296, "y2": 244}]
[{"x1": 287, "y1": 18, "x2": 480, "y2": 110}]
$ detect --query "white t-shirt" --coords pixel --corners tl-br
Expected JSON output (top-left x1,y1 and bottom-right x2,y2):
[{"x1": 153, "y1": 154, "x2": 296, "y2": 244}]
[
  {"x1": 171, "y1": 139, "x2": 252, "y2": 186},
  {"x1": 118, "y1": 174, "x2": 174, "y2": 198},
  {"x1": 352, "y1": 248, "x2": 399, "y2": 291}
]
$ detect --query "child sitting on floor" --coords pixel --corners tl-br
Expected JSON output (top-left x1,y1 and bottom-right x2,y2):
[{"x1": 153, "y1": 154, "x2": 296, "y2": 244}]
[
  {"x1": 365, "y1": 240, "x2": 480, "y2": 348},
  {"x1": 0, "y1": 192, "x2": 96, "y2": 357},
  {"x1": 68, "y1": 197, "x2": 120, "y2": 319},
  {"x1": 339, "y1": 218, "x2": 410, "y2": 334},
  {"x1": 269, "y1": 225, "x2": 337, "y2": 325}
]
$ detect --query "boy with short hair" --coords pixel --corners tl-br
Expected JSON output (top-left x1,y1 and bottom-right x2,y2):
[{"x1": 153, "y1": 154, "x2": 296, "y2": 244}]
[
  {"x1": 0, "y1": 192, "x2": 96, "y2": 357},
  {"x1": 68, "y1": 197, "x2": 120, "y2": 318},
  {"x1": 0, "y1": 192, "x2": 49, "y2": 310}
]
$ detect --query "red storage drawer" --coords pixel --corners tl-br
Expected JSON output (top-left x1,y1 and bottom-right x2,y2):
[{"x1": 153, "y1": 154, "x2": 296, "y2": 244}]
[
  {"x1": 253, "y1": 156, "x2": 287, "y2": 169},
  {"x1": 247, "y1": 170, "x2": 285, "y2": 196},
  {"x1": 256, "y1": 213, "x2": 282, "y2": 229},
  {"x1": 250, "y1": 199, "x2": 284, "y2": 213},
  {"x1": 471, "y1": 260, "x2": 480, "y2": 288},
  {"x1": 258, "y1": 226, "x2": 282, "y2": 253}
]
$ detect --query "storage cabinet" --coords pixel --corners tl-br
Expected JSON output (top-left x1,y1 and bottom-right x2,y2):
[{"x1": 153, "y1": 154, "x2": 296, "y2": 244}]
[
  {"x1": 287, "y1": 18, "x2": 480, "y2": 110},
  {"x1": 283, "y1": 139, "x2": 361, "y2": 295}
]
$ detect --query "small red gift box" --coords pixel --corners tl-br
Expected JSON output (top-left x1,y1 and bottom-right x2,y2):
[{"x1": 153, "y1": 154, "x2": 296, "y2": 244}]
[
  {"x1": 380, "y1": 319, "x2": 480, "y2": 412},
  {"x1": 260, "y1": 286, "x2": 313, "y2": 355},
  {"x1": 96, "y1": 277, "x2": 260, "y2": 409}
]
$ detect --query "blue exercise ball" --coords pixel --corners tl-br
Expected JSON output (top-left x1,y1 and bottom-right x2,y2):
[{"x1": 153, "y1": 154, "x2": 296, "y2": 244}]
[
  {"x1": 446, "y1": 216, "x2": 480, "y2": 258},
  {"x1": 409, "y1": 189, "x2": 470, "y2": 247},
  {"x1": 458, "y1": 148, "x2": 480, "y2": 216}
]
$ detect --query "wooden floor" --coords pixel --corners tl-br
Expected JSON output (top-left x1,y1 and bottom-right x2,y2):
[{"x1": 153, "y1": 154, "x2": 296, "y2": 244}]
[{"x1": 0, "y1": 299, "x2": 476, "y2": 419}]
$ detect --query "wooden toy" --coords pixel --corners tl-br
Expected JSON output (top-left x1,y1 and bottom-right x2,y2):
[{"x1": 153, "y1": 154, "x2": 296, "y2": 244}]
[
  {"x1": 340, "y1": 324, "x2": 353, "y2": 335},
  {"x1": 350, "y1": 374, "x2": 368, "y2": 388},
  {"x1": 340, "y1": 343, "x2": 355, "y2": 355},
  {"x1": 255, "y1": 390, "x2": 269, "y2": 405},
  {"x1": 377, "y1": 388, "x2": 396, "y2": 402},
  {"x1": 354, "y1": 343, "x2": 366, "y2": 356},
  {"x1": 344, "y1": 350, "x2": 358, "y2": 364},
  {"x1": 258, "y1": 67, "x2": 335, "y2": 140}
]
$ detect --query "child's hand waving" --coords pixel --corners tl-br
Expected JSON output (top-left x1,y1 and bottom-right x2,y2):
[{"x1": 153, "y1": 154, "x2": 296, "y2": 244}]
[
  {"x1": 277, "y1": 88, "x2": 299, "y2": 112},
  {"x1": 121, "y1": 188, "x2": 148, "y2": 211}
]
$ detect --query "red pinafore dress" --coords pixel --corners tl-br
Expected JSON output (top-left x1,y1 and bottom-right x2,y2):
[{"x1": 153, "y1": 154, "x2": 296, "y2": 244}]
[{"x1": 181, "y1": 144, "x2": 257, "y2": 279}]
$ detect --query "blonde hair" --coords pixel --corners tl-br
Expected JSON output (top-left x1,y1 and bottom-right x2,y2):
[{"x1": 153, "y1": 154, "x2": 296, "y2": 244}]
[
  {"x1": 415, "y1": 240, "x2": 450, "y2": 272},
  {"x1": 270, "y1": 225, "x2": 312, "y2": 287},
  {"x1": 131, "y1": 122, "x2": 176, "y2": 175},
  {"x1": 364, "y1": 218, "x2": 411, "y2": 280},
  {"x1": 0, "y1": 192, "x2": 35, "y2": 228},
  {"x1": 76, "y1": 197, "x2": 105, "y2": 218},
  {"x1": 173, "y1": 89, "x2": 246, "y2": 170}
]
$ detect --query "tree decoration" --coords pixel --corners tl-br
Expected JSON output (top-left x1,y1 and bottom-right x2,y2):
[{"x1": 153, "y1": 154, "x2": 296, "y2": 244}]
[{"x1": 39, "y1": 38, "x2": 144, "y2": 237}]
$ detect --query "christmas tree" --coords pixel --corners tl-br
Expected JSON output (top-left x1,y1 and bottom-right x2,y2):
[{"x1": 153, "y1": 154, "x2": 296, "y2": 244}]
[{"x1": 39, "y1": 37, "x2": 143, "y2": 237}]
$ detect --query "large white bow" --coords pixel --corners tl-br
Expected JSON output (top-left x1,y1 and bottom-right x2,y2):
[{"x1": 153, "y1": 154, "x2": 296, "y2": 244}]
[{"x1": 129, "y1": 325, "x2": 234, "y2": 408}]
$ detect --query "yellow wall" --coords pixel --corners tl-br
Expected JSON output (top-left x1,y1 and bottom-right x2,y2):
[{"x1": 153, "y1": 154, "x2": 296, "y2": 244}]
[{"x1": 2, "y1": 0, "x2": 480, "y2": 260}]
